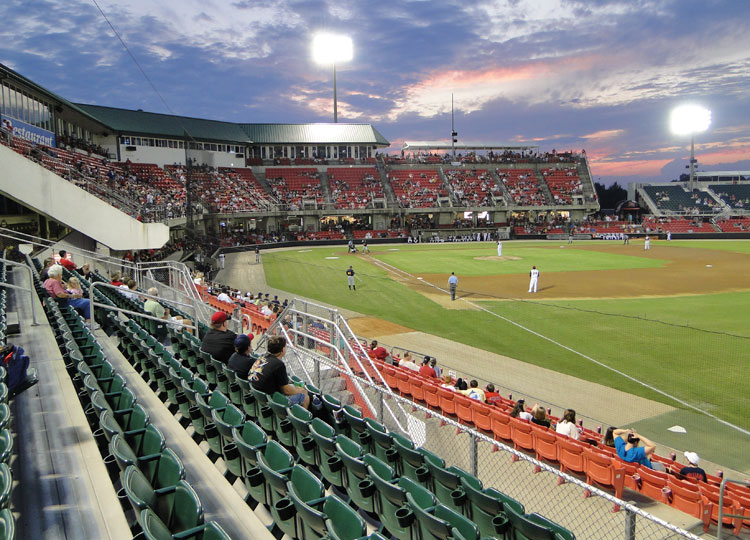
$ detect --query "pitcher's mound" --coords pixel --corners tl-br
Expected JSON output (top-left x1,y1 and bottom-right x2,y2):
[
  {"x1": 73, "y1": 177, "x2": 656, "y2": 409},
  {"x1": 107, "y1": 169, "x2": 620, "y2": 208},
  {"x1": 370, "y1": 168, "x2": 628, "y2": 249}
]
[{"x1": 474, "y1": 255, "x2": 521, "y2": 261}]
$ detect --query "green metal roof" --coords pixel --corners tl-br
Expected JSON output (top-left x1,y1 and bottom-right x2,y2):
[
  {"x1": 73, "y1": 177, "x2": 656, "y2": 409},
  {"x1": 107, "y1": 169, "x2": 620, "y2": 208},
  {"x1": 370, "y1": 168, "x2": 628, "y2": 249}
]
[
  {"x1": 74, "y1": 104, "x2": 253, "y2": 143},
  {"x1": 239, "y1": 123, "x2": 389, "y2": 146}
]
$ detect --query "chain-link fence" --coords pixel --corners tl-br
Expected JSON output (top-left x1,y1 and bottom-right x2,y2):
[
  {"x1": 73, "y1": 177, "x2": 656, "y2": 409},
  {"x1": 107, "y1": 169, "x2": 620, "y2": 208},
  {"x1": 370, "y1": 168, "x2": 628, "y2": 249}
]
[{"x1": 263, "y1": 299, "x2": 704, "y2": 540}]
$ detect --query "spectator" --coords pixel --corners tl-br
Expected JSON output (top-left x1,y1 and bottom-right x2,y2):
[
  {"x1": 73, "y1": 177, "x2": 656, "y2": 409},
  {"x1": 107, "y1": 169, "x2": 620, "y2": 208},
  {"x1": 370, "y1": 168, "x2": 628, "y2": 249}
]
[
  {"x1": 228, "y1": 334, "x2": 255, "y2": 379},
  {"x1": 399, "y1": 353, "x2": 419, "y2": 372},
  {"x1": 143, "y1": 287, "x2": 191, "y2": 335},
  {"x1": 217, "y1": 288, "x2": 232, "y2": 303},
  {"x1": 58, "y1": 250, "x2": 77, "y2": 271},
  {"x1": 121, "y1": 279, "x2": 138, "y2": 300},
  {"x1": 66, "y1": 276, "x2": 83, "y2": 296},
  {"x1": 249, "y1": 335, "x2": 309, "y2": 408},
  {"x1": 460, "y1": 379, "x2": 486, "y2": 401},
  {"x1": 555, "y1": 409, "x2": 582, "y2": 440},
  {"x1": 110, "y1": 272, "x2": 123, "y2": 287},
  {"x1": 200, "y1": 311, "x2": 237, "y2": 363},
  {"x1": 531, "y1": 404, "x2": 551, "y2": 428},
  {"x1": 601, "y1": 426, "x2": 616, "y2": 448},
  {"x1": 418, "y1": 357, "x2": 437, "y2": 378},
  {"x1": 429, "y1": 357, "x2": 441, "y2": 378},
  {"x1": 612, "y1": 429, "x2": 657, "y2": 469},
  {"x1": 510, "y1": 399, "x2": 533, "y2": 421},
  {"x1": 369, "y1": 340, "x2": 389, "y2": 361},
  {"x1": 679, "y1": 451, "x2": 707, "y2": 482},
  {"x1": 439, "y1": 373, "x2": 455, "y2": 390},
  {"x1": 484, "y1": 383, "x2": 500, "y2": 404},
  {"x1": 44, "y1": 264, "x2": 97, "y2": 327},
  {"x1": 40, "y1": 257, "x2": 55, "y2": 281},
  {"x1": 261, "y1": 302, "x2": 274, "y2": 317}
]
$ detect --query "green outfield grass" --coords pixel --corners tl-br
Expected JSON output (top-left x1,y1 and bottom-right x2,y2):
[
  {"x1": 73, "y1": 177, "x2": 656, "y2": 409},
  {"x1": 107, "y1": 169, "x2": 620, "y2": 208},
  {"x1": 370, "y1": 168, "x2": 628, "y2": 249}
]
[{"x1": 263, "y1": 240, "x2": 750, "y2": 454}]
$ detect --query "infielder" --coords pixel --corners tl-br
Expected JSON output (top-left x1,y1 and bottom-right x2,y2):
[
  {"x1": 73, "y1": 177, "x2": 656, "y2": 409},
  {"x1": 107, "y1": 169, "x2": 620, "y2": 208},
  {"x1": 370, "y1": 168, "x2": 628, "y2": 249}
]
[
  {"x1": 346, "y1": 266, "x2": 356, "y2": 290},
  {"x1": 644, "y1": 235, "x2": 650, "y2": 250},
  {"x1": 362, "y1": 240, "x2": 370, "y2": 254},
  {"x1": 497, "y1": 241, "x2": 503, "y2": 257},
  {"x1": 448, "y1": 272, "x2": 458, "y2": 301},
  {"x1": 528, "y1": 266, "x2": 539, "y2": 293},
  {"x1": 255, "y1": 246, "x2": 261, "y2": 264},
  {"x1": 218, "y1": 252, "x2": 225, "y2": 269}
]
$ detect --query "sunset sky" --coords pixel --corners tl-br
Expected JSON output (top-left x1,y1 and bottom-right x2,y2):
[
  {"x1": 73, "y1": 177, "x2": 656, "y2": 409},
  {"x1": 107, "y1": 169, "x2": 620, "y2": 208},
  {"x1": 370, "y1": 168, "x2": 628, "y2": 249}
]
[{"x1": 2, "y1": 0, "x2": 749, "y2": 185}]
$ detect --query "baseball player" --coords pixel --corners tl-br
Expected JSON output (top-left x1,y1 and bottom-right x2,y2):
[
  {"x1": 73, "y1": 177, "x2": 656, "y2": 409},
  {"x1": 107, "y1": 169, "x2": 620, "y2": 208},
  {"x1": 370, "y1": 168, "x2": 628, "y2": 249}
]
[
  {"x1": 255, "y1": 246, "x2": 260, "y2": 264},
  {"x1": 218, "y1": 252, "x2": 225, "y2": 269},
  {"x1": 497, "y1": 240, "x2": 503, "y2": 257},
  {"x1": 448, "y1": 272, "x2": 458, "y2": 301},
  {"x1": 644, "y1": 235, "x2": 650, "y2": 250},
  {"x1": 362, "y1": 240, "x2": 370, "y2": 254},
  {"x1": 528, "y1": 266, "x2": 539, "y2": 293},
  {"x1": 346, "y1": 266, "x2": 356, "y2": 290}
]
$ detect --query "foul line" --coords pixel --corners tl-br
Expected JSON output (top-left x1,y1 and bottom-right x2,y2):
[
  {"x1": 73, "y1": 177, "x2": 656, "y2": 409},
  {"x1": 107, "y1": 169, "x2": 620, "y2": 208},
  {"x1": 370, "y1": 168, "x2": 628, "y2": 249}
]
[{"x1": 368, "y1": 256, "x2": 750, "y2": 437}]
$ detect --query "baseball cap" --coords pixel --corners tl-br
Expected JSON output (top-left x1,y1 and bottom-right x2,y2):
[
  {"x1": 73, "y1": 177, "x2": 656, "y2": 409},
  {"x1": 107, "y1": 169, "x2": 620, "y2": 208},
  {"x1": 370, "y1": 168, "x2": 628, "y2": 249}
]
[
  {"x1": 211, "y1": 311, "x2": 230, "y2": 324},
  {"x1": 684, "y1": 451, "x2": 700, "y2": 466},
  {"x1": 233, "y1": 334, "x2": 251, "y2": 349}
]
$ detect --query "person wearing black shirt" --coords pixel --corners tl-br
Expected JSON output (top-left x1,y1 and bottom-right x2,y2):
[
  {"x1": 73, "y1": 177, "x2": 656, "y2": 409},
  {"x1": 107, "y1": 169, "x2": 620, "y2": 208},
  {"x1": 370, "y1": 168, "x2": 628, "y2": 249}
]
[
  {"x1": 249, "y1": 336, "x2": 309, "y2": 408},
  {"x1": 227, "y1": 334, "x2": 254, "y2": 379},
  {"x1": 200, "y1": 311, "x2": 237, "y2": 363}
]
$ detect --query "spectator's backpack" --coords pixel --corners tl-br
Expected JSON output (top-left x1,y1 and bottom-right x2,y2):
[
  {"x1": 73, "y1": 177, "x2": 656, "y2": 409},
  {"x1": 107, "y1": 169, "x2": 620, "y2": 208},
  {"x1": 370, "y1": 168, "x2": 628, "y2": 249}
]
[{"x1": 1, "y1": 343, "x2": 38, "y2": 396}]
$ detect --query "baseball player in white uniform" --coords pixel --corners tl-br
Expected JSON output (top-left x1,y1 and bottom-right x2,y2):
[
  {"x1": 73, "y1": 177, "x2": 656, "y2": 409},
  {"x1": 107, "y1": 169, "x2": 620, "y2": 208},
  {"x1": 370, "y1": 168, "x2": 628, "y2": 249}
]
[
  {"x1": 528, "y1": 266, "x2": 539, "y2": 293},
  {"x1": 644, "y1": 235, "x2": 650, "y2": 250},
  {"x1": 497, "y1": 241, "x2": 503, "y2": 257}
]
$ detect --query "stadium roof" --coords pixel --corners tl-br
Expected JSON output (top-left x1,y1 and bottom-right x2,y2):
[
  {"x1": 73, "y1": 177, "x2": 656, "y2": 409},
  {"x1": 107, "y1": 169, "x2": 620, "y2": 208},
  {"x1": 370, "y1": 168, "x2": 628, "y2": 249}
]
[
  {"x1": 239, "y1": 123, "x2": 389, "y2": 146},
  {"x1": 402, "y1": 141, "x2": 539, "y2": 151},
  {"x1": 75, "y1": 104, "x2": 252, "y2": 143}
]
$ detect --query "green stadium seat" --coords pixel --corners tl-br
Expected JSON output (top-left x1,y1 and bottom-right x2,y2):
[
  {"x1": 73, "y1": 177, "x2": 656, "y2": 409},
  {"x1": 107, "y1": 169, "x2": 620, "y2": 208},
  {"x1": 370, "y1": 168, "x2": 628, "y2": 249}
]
[
  {"x1": 249, "y1": 387, "x2": 274, "y2": 433},
  {"x1": 140, "y1": 508, "x2": 232, "y2": 540},
  {"x1": 281, "y1": 464, "x2": 325, "y2": 539},
  {"x1": 406, "y1": 491, "x2": 480, "y2": 540},
  {"x1": 335, "y1": 434, "x2": 382, "y2": 514},
  {"x1": 122, "y1": 466, "x2": 203, "y2": 532},
  {"x1": 460, "y1": 476, "x2": 523, "y2": 540},
  {"x1": 252, "y1": 440, "x2": 294, "y2": 507},
  {"x1": 309, "y1": 417, "x2": 344, "y2": 488},
  {"x1": 268, "y1": 392, "x2": 295, "y2": 448},
  {"x1": 323, "y1": 493, "x2": 367, "y2": 540},
  {"x1": 0, "y1": 431, "x2": 11, "y2": 465},
  {"x1": 287, "y1": 404, "x2": 315, "y2": 466},
  {"x1": 232, "y1": 420, "x2": 267, "y2": 481},
  {"x1": 392, "y1": 432, "x2": 445, "y2": 482},
  {"x1": 425, "y1": 461, "x2": 482, "y2": 512},
  {"x1": 505, "y1": 504, "x2": 575, "y2": 540},
  {"x1": 210, "y1": 402, "x2": 245, "y2": 456},
  {"x1": 0, "y1": 406, "x2": 8, "y2": 432},
  {"x1": 109, "y1": 425, "x2": 167, "y2": 474},
  {"x1": 98, "y1": 403, "x2": 151, "y2": 442},
  {"x1": 0, "y1": 507, "x2": 14, "y2": 540},
  {"x1": 0, "y1": 464, "x2": 11, "y2": 509}
]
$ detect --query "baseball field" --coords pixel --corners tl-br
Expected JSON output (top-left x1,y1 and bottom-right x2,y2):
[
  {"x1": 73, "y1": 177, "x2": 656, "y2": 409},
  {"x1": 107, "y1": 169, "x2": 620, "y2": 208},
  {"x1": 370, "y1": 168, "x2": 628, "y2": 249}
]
[{"x1": 261, "y1": 238, "x2": 750, "y2": 472}]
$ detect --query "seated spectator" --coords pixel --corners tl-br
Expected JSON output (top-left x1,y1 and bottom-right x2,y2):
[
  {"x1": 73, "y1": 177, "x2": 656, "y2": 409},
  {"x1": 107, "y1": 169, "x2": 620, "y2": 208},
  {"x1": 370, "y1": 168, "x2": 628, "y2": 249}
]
[
  {"x1": 369, "y1": 341, "x2": 389, "y2": 361},
  {"x1": 399, "y1": 352, "x2": 419, "y2": 371},
  {"x1": 510, "y1": 399, "x2": 533, "y2": 421},
  {"x1": 110, "y1": 272, "x2": 123, "y2": 287},
  {"x1": 484, "y1": 383, "x2": 500, "y2": 403},
  {"x1": 555, "y1": 408, "x2": 582, "y2": 440},
  {"x1": 217, "y1": 288, "x2": 232, "y2": 303},
  {"x1": 428, "y1": 357, "x2": 441, "y2": 378},
  {"x1": 40, "y1": 257, "x2": 55, "y2": 281},
  {"x1": 612, "y1": 429, "x2": 657, "y2": 469},
  {"x1": 58, "y1": 250, "x2": 77, "y2": 271},
  {"x1": 66, "y1": 277, "x2": 83, "y2": 296},
  {"x1": 460, "y1": 379, "x2": 486, "y2": 401},
  {"x1": 601, "y1": 426, "x2": 616, "y2": 447},
  {"x1": 143, "y1": 287, "x2": 191, "y2": 335},
  {"x1": 439, "y1": 373, "x2": 455, "y2": 390},
  {"x1": 228, "y1": 334, "x2": 255, "y2": 379},
  {"x1": 44, "y1": 264, "x2": 97, "y2": 327},
  {"x1": 679, "y1": 451, "x2": 707, "y2": 482},
  {"x1": 200, "y1": 311, "x2": 237, "y2": 363},
  {"x1": 418, "y1": 357, "x2": 437, "y2": 378},
  {"x1": 261, "y1": 303, "x2": 274, "y2": 317},
  {"x1": 249, "y1": 335, "x2": 309, "y2": 408},
  {"x1": 530, "y1": 403, "x2": 551, "y2": 428},
  {"x1": 121, "y1": 279, "x2": 138, "y2": 300},
  {"x1": 454, "y1": 378, "x2": 469, "y2": 392}
]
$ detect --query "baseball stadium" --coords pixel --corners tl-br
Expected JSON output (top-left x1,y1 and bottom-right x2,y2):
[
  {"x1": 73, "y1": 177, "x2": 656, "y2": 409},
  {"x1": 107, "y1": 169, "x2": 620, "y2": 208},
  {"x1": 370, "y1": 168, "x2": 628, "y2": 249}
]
[{"x1": 1, "y1": 37, "x2": 750, "y2": 540}]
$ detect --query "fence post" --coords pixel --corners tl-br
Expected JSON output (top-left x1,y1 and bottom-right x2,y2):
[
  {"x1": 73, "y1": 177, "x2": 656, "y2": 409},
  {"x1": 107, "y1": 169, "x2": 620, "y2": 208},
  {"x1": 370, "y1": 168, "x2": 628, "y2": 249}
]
[
  {"x1": 624, "y1": 508, "x2": 636, "y2": 540},
  {"x1": 469, "y1": 433, "x2": 479, "y2": 477}
]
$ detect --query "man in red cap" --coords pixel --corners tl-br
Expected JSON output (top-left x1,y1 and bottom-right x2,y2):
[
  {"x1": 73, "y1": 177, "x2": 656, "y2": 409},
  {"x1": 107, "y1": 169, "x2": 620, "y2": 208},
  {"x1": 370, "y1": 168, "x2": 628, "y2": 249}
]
[{"x1": 200, "y1": 311, "x2": 237, "y2": 363}]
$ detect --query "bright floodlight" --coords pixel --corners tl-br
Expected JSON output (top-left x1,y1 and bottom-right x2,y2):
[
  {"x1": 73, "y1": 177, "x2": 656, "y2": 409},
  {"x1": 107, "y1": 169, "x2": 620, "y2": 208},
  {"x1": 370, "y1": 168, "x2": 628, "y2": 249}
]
[
  {"x1": 312, "y1": 33, "x2": 353, "y2": 65},
  {"x1": 670, "y1": 104, "x2": 711, "y2": 136}
]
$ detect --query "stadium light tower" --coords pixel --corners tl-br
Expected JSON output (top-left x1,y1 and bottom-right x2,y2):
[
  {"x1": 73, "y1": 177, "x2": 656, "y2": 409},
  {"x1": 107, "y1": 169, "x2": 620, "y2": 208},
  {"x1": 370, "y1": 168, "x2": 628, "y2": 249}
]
[
  {"x1": 670, "y1": 104, "x2": 711, "y2": 189},
  {"x1": 312, "y1": 33, "x2": 353, "y2": 123}
]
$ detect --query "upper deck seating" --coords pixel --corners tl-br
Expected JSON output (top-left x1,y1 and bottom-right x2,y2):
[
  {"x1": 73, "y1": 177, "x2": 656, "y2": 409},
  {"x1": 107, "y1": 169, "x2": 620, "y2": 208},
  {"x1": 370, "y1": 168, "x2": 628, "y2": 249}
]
[
  {"x1": 388, "y1": 169, "x2": 447, "y2": 208},
  {"x1": 542, "y1": 167, "x2": 582, "y2": 204},
  {"x1": 497, "y1": 169, "x2": 547, "y2": 206},
  {"x1": 709, "y1": 184, "x2": 750, "y2": 210},
  {"x1": 444, "y1": 169, "x2": 493, "y2": 206},
  {"x1": 643, "y1": 186, "x2": 719, "y2": 214},
  {"x1": 327, "y1": 167, "x2": 383, "y2": 209},
  {"x1": 265, "y1": 167, "x2": 324, "y2": 209}
]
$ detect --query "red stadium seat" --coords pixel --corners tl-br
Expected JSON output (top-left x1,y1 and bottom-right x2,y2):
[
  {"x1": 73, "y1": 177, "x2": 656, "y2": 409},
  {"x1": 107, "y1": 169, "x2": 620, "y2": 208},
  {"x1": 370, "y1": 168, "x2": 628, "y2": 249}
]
[
  {"x1": 583, "y1": 448, "x2": 624, "y2": 511},
  {"x1": 489, "y1": 410, "x2": 512, "y2": 443}
]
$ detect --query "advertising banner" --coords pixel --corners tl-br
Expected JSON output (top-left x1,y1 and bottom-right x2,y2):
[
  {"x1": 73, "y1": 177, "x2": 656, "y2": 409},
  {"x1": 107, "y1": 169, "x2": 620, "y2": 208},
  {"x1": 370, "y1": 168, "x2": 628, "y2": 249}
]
[{"x1": 1, "y1": 114, "x2": 56, "y2": 147}]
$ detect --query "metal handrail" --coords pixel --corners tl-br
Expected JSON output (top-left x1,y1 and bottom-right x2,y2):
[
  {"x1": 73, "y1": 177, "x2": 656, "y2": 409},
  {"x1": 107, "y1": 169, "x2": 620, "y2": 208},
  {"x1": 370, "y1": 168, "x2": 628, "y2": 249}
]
[
  {"x1": 717, "y1": 478, "x2": 750, "y2": 540},
  {"x1": 87, "y1": 281, "x2": 196, "y2": 334},
  {"x1": 0, "y1": 257, "x2": 38, "y2": 325}
]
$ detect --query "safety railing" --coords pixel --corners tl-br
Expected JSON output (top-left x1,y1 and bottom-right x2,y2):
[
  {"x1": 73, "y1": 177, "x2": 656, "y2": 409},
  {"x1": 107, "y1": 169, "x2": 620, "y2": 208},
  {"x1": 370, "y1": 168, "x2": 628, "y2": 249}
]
[{"x1": 0, "y1": 257, "x2": 38, "y2": 325}]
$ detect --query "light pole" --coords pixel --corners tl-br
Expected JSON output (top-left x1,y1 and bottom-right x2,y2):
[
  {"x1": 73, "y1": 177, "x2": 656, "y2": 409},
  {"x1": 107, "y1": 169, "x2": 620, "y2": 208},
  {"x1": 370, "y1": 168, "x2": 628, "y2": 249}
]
[
  {"x1": 312, "y1": 33, "x2": 353, "y2": 123},
  {"x1": 670, "y1": 104, "x2": 711, "y2": 190}
]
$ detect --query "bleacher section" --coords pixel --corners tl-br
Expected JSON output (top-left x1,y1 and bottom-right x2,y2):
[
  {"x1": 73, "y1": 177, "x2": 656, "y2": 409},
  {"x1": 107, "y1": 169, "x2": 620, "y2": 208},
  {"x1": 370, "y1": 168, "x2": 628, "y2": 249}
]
[
  {"x1": 388, "y1": 169, "x2": 448, "y2": 208},
  {"x1": 642, "y1": 185, "x2": 720, "y2": 214},
  {"x1": 497, "y1": 169, "x2": 547, "y2": 206},
  {"x1": 541, "y1": 166, "x2": 582, "y2": 204},
  {"x1": 642, "y1": 217, "x2": 716, "y2": 233},
  {"x1": 0, "y1": 265, "x2": 16, "y2": 538},
  {"x1": 444, "y1": 169, "x2": 493, "y2": 206},
  {"x1": 327, "y1": 167, "x2": 383, "y2": 209},
  {"x1": 709, "y1": 184, "x2": 750, "y2": 210},
  {"x1": 716, "y1": 216, "x2": 750, "y2": 232},
  {"x1": 266, "y1": 167, "x2": 324, "y2": 209}
]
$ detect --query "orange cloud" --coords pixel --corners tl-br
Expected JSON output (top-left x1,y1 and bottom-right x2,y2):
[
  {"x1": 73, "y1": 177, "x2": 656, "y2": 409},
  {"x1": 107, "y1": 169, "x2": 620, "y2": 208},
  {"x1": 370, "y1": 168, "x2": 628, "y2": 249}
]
[{"x1": 590, "y1": 159, "x2": 674, "y2": 177}]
